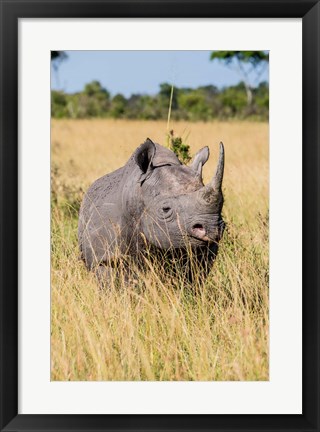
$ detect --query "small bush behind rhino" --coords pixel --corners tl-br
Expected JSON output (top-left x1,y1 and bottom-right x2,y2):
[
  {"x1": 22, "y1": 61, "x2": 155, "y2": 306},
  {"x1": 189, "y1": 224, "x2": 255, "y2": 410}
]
[{"x1": 78, "y1": 138, "x2": 225, "y2": 287}]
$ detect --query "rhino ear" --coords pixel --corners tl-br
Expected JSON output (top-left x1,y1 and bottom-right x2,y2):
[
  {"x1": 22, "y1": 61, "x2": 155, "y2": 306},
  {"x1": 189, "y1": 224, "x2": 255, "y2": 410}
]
[
  {"x1": 135, "y1": 138, "x2": 156, "y2": 175},
  {"x1": 190, "y1": 146, "x2": 210, "y2": 177}
]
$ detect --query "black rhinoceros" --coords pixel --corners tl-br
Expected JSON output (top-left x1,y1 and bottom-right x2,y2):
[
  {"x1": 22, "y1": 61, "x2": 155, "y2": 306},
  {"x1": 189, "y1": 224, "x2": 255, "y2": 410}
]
[{"x1": 78, "y1": 138, "x2": 225, "y2": 285}]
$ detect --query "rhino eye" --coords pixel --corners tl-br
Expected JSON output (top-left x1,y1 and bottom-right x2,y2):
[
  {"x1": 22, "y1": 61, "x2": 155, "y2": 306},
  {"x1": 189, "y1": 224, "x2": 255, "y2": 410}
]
[{"x1": 159, "y1": 204, "x2": 173, "y2": 219}]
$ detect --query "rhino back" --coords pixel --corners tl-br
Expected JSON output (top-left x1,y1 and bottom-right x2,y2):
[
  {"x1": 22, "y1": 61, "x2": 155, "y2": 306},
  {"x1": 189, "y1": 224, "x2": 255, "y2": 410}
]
[{"x1": 78, "y1": 166, "x2": 127, "y2": 268}]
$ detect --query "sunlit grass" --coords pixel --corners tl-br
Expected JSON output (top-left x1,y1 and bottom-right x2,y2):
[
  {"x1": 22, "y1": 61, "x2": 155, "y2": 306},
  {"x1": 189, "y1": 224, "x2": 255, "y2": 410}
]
[{"x1": 51, "y1": 119, "x2": 269, "y2": 381}]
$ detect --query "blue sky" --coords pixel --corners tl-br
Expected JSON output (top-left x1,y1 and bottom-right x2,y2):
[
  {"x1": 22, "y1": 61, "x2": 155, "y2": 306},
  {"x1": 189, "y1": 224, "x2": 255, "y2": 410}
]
[{"x1": 51, "y1": 51, "x2": 269, "y2": 97}]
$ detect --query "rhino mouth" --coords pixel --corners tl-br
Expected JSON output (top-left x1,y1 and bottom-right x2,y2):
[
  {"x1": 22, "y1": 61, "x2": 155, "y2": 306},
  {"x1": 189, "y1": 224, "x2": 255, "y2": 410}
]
[
  {"x1": 189, "y1": 221, "x2": 225, "y2": 244},
  {"x1": 191, "y1": 224, "x2": 211, "y2": 242}
]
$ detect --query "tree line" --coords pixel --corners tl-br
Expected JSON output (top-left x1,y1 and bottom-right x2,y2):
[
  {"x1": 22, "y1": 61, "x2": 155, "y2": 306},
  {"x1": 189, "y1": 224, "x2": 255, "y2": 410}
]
[{"x1": 51, "y1": 80, "x2": 268, "y2": 121}]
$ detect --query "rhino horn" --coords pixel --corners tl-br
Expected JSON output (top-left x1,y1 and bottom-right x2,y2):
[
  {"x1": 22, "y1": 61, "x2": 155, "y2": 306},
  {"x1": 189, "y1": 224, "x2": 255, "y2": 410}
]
[
  {"x1": 197, "y1": 142, "x2": 224, "y2": 206},
  {"x1": 209, "y1": 142, "x2": 224, "y2": 192},
  {"x1": 190, "y1": 146, "x2": 210, "y2": 177}
]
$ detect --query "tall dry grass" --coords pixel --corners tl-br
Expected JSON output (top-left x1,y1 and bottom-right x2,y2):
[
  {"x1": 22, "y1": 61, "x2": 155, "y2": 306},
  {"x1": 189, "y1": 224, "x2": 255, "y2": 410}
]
[{"x1": 51, "y1": 119, "x2": 269, "y2": 381}]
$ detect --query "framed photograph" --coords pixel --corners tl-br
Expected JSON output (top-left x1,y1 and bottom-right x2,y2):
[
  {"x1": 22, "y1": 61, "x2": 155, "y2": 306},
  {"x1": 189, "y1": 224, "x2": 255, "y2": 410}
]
[{"x1": 1, "y1": 1, "x2": 319, "y2": 431}]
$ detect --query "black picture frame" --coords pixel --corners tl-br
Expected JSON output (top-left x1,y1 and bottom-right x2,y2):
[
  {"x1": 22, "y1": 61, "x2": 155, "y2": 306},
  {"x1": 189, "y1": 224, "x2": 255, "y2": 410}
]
[{"x1": 1, "y1": 1, "x2": 319, "y2": 431}]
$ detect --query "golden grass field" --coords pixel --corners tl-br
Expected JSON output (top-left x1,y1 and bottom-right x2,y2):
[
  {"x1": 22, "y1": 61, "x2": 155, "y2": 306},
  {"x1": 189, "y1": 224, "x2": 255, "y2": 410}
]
[{"x1": 51, "y1": 119, "x2": 269, "y2": 381}]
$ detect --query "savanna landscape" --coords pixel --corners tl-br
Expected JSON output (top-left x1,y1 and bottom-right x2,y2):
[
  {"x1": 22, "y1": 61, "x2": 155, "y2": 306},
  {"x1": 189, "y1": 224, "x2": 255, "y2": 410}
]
[{"x1": 51, "y1": 118, "x2": 269, "y2": 381}]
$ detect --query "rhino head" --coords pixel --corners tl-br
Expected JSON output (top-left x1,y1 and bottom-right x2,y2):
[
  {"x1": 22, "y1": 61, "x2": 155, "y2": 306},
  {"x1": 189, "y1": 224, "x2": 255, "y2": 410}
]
[{"x1": 132, "y1": 138, "x2": 225, "y2": 251}]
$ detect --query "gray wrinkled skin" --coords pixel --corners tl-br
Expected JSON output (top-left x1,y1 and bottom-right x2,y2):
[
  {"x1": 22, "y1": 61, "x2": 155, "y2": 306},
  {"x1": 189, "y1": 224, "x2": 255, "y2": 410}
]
[{"x1": 78, "y1": 138, "x2": 225, "y2": 286}]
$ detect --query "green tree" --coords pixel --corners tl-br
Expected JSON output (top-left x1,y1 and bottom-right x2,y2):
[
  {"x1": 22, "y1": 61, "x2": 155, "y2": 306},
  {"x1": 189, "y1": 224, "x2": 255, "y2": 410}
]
[
  {"x1": 178, "y1": 89, "x2": 213, "y2": 121},
  {"x1": 51, "y1": 77, "x2": 268, "y2": 121},
  {"x1": 84, "y1": 81, "x2": 110, "y2": 99},
  {"x1": 80, "y1": 81, "x2": 110, "y2": 117},
  {"x1": 210, "y1": 51, "x2": 269, "y2": 106},
  {"x1": 219, "y1": 82, "x2": 248, "y2": 118},
  {"x1": 51, "y1": 90, "x2": 68, "y2": 118},
  {"x1": 109, "y1": 94, "x2": 127, "y2": 118},
  {"x1": 51, "y1": 51, "x2": 68, "y2": 70},
  {"x1": 159, "y1": 82, "x2": 179, "y2": 110}
]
